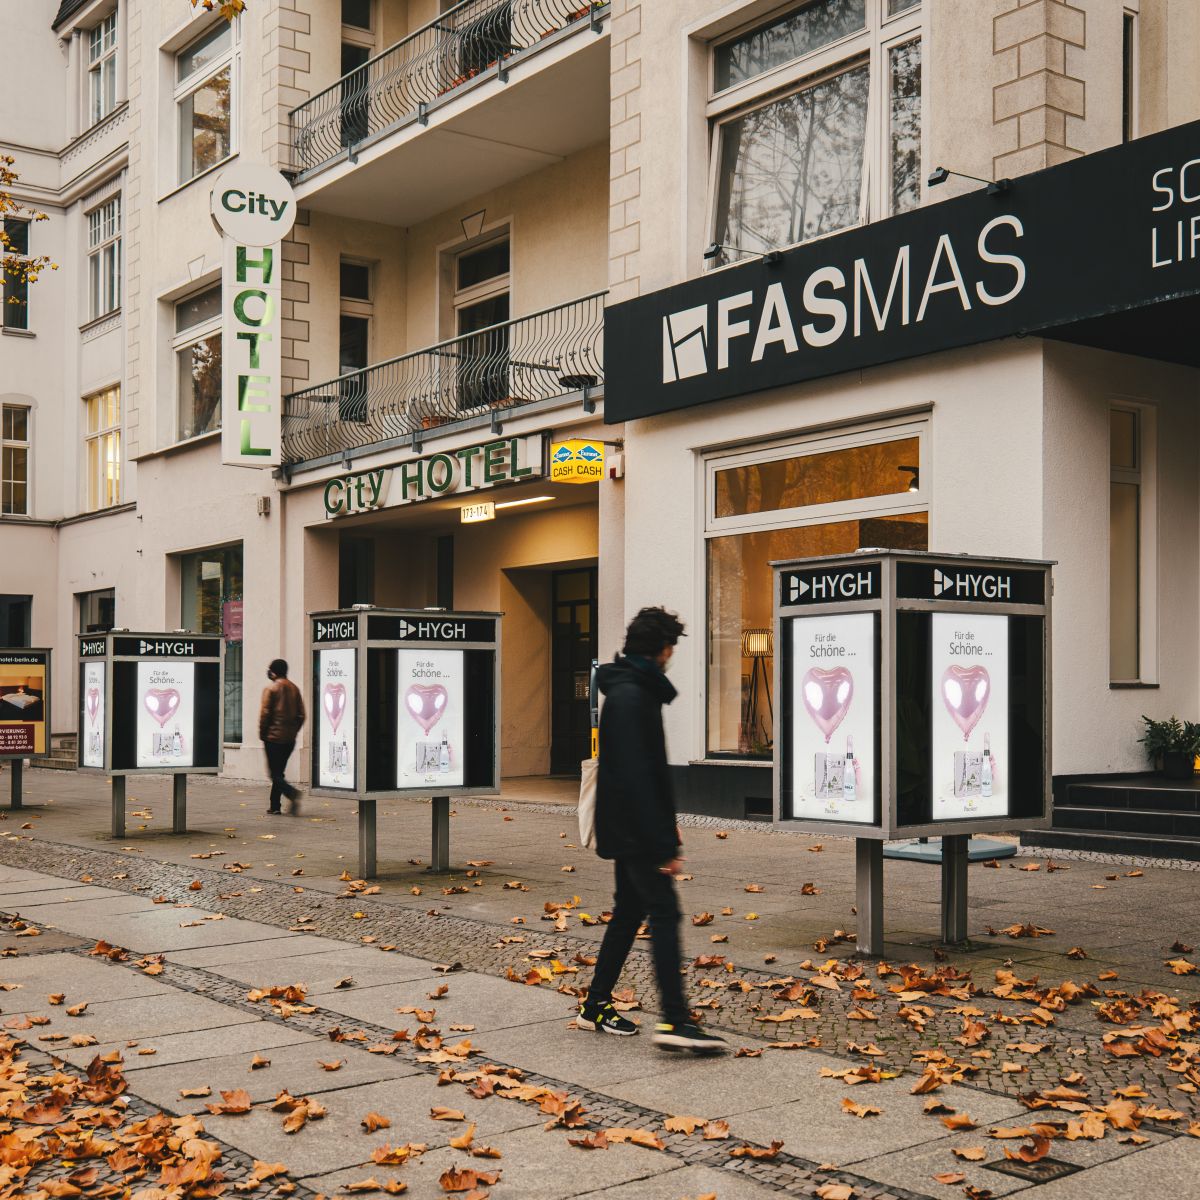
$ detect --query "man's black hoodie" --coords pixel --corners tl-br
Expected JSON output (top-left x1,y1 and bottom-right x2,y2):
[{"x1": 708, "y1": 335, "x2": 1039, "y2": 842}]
[{"x1": 594, "y1": 654, "x2": 678, "y2": 864}]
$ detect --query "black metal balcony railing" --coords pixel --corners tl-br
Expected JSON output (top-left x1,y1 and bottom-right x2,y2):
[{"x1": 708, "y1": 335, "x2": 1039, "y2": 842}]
[
  {"x1": 282, "y1": 292, "x2": 604, "y2": 466},
  {"x1": 291, "y1": 0, "x2": 607, "y2": 177}
]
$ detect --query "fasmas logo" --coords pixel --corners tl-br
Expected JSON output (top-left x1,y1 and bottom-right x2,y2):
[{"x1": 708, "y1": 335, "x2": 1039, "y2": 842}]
[{"x1": 662, "y1": 305, "x2": 710, "y2": 383}]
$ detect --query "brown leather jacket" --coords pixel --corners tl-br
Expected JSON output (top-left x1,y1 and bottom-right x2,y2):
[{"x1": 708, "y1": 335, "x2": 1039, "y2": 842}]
[{"x1": 259, "y1": 677, "x2": 306, "y2": 744}]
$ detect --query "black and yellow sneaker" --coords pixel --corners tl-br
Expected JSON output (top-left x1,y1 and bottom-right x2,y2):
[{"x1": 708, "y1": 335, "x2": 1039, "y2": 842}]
[
  {"x1": 652, "y1": 1021, "x2": 727, "y2": 1054},
  {"x1": 578, "y1": 1000, "x2": 638, "y2": 1036}
]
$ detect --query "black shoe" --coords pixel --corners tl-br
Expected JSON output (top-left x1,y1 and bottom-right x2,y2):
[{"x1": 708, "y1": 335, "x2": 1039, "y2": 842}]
[
  {"x1": 267, "y1": 808, "x2": 283, "y2": 816},
  {"x1": 288, "y1": 791, "x2": 302, "y2": 815},
  {"x1": 578, "y1": 1001, "x2": 638, "y2": 1036},
  {"x1": 653, "y1": 1021, "x2": 727, "y2": 1054}
]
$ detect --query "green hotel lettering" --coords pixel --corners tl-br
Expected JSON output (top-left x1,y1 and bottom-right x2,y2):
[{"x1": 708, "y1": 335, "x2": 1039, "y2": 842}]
[{"x1": 234, "y1": 246, "x2": 274, "y2": 457}]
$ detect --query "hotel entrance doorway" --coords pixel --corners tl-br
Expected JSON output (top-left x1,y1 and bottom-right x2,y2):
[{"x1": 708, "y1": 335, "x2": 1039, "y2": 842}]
[{"x1": 550, "y1": 567, "x2": 597, "y2": 775}]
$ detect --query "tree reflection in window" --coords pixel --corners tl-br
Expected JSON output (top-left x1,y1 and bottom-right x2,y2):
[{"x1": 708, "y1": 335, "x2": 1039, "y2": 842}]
[
  {"x1": 890, "y1": 39, "x2": 921, "y2": 214},
  {"x1": 714, "y1": 62, "x2": 869, "y2": 262}
]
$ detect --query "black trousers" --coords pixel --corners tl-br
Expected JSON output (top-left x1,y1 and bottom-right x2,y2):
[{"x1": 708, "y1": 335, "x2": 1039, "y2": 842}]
[
  {"x1": 588, "y1": 857, "x2": 688, "y2": 1026},
  {"x1": 264, "y1": 740, "x2": 298, "y2": 810}
]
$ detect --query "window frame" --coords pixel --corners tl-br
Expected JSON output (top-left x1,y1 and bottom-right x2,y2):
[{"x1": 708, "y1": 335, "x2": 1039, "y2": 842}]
[
  {"x1": 1108, "y1": 401, "x2": 1157, "y2": 686},
  {"x1": 87, "y1": 11, "x2": 119, "y2": 127},
  {"x1": 83, "y1": 385, "x2": 122, "y2": 512},
  {"x1": 174, "y1": 21, "x2": 237, "y2": 186},
  {"x1": 452, "y1": 235, "x2": 511, "y2": 330},
  {"x1": 705, "y1": 0, "x2": 922, "y2": 266},
  {"x1": 701, "y1": 415, "x2": 929, "y2": 761},
  {"x1": 2, "y1": 218, "x2": 31, "y2": 331},
  {"x1": 1, "y1": 403, "x2": 31, "y2": 518},
  {"x1": 86, "y1": 195, "x2": 122, "y2": 321},
  {"x1": 172, "y1": 283, "x2": 223, "y2": 443}
]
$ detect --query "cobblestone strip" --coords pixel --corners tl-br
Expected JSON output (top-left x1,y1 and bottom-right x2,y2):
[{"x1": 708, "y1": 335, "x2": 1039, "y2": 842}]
[
  {"x1": 1, "y1": 836, "x2": 1196, "y2": 1123},
  {"x1": 88, "y1": 950, "x2": 930, "y2": 1200},
  {"x1": 18, "y1": 1038, "x2": 321, "y2": 1200}
]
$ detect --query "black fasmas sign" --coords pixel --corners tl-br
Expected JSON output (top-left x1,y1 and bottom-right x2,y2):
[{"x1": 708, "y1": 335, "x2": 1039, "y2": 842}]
[{"x1": 605, "y1": 118, "x2": 1200, "y2": 423}]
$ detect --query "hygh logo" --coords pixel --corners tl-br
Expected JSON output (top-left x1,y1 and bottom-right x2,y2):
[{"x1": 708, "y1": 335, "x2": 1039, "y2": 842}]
[
  {"x1": 662, "y1": 305, "x2": 709, "y2": 383},
  {"x1": 933, "y1": 568, "x2": 1012, "y2": 600}
]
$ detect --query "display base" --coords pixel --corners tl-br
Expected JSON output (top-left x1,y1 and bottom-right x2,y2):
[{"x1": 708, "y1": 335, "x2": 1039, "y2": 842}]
[{"x1": 883, "y1": 837, "x2": 1017, "y2": 864}]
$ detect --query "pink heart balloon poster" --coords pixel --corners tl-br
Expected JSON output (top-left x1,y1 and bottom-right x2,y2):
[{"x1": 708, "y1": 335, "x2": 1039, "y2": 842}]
[
  {"x1": 316, "y1": 649, "x2": 356, "y2": 789},
  {"x1": 81, "y1": 662, "x2": 105, "y2": 769},
  {"x1": 789, "y1": 613, "x2": 875, "y2": 824},
  {"x1": 135, "y1": 661, "x2": 195, "y2": 769},
  {"x1": 930, "y1": 613, "x2": 1008, "y2": 821},
  {"x1": 396, "y1": 649, "x2": 464, "y2": 789}
]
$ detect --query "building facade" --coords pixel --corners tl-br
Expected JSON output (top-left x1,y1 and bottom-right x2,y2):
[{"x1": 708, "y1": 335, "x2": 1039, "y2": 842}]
[{"x1": 3, "y1": 0, "x2": 1200, "y2": 844}]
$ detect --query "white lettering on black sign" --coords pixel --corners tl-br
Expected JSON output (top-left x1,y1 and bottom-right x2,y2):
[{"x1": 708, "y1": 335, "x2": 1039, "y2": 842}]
[
  {"x1": 782, "y1": 563, "x2": 881, "y2": 607},
  {"x1": 933, "y1": 568, "x2": 1011, "y2": 600},
  {"x1": 139, "y1": 640, "x2": 194, "y2": 656},
  {"x1": 80, "y1": 640, "x2": 106, "y2": 657},
  {"x1": 314, "y1": 619, "x2": 358, "y2": 642}
]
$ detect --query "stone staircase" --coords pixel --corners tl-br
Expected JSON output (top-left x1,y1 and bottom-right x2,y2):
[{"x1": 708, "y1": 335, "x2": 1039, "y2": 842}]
[{"x1": 30, "y1": 733, "x2": 77, "y2": 771}]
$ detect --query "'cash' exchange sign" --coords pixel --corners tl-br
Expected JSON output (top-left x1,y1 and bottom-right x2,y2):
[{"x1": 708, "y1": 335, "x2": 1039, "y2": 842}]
[{"x1": 210, "y1": 163, "x2": 298, "y2": 468}]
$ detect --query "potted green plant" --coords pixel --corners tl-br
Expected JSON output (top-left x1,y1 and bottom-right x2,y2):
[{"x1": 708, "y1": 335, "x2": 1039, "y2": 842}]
[{"x1": 1138, "y1": 715, "x2": 1200, "y2": 780}]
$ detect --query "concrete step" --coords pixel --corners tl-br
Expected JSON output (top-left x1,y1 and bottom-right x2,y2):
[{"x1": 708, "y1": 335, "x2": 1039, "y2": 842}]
[
  {"x1": 1022, "y1": 827, "x2": 1200, "y2": 862},
  {"x1": 29, "y1": 756, "x2": 76, "y2": 771},
  {"x1": 1052, "y1": 804, "x2": 1200, "y2": 840}
]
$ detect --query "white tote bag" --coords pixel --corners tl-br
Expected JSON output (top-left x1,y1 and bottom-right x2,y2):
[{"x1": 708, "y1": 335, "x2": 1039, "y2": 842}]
[{"x1": 578, "y1": 757, "x2": 598, "y2": 851}]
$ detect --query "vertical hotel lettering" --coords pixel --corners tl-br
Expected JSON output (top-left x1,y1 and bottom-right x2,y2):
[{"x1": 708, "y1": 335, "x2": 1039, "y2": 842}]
[{"x1": 209, "y1": 164, "x2": 299, "y2": 468}]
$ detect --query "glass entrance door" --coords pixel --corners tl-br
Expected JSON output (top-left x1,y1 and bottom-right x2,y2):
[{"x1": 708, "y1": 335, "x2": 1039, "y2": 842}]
[{"x1": 551, "y1": 567, "x2": 597, "y2": 775}]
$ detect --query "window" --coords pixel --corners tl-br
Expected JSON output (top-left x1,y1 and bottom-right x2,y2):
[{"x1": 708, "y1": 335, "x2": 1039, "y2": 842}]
[
  {"x1": 339, "y1": 259, "x2": 372, "y2": 422},
  {"x1": 84, "y1": 386, "x2": 121, "y2": 511},
  {"x1": 340, "y1": 2, "x2": 375, "y2": 148},
  {"x1": 705, "y1": 423, "x2": 928, "y2": 757},
  {"x1": 78, "y1": 588, "x2": 116, "y2": 634},
  {"x1": 453, "y1": 237, "x2": 510, "y2": 410},
  {"x1": 1110, "y1": 405, "x2": 1153, "y2": 682},
  {"x1": 176, "y1": 22, "x2": 233, "y2": 183},
  {"x1": 88, "y1": 12, "x2": 119, "y2": 126},
  {"x1": 174, "y1": 284, "x2": 222, "y2": 441},
  {"x1": 342, "y1": 0, "x2": 372, "y2": 32},
  {"x1": 1, "y1": 405, "x2": 30, "y2": 516},
  {"x1": 181, "y1": 545, "x2": 243, "y2": 742},
  {"x1": 87, "y1": 197, "x2": 121, "y2": 320},
  {"x1": 708, "y1": 0, "x2": 921, "y2": 265},
  {"x1": 1122, "y1": 9, "x2": 1137, "y2": 143},
  {"x1": 2, "y1": 219, "x2": 30, "y2": 331}
]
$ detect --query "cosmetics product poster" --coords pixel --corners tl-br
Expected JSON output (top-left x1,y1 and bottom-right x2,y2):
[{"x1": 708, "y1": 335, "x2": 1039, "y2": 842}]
[
  {"x1": 82, "y1": 662, "x2": 106, "y2": 768},
  {"x1": 397, "y1": 649, "x2": 464, "y2": 789},
  {"x1": 317, "y1": 649, "x2": 356, "y2": 789},
  {"x1": 135, "y1": 661, "x2": 195, "y2": 769},
  {"x1": 790, "y1": 613, "x2": 875, "y2": 823},
  {"x1": 931, "y1": 612, "x2": 1009, "y2": 821}
]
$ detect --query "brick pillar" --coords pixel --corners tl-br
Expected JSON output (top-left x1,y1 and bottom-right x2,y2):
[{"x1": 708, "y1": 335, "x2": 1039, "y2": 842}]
[
  {"x1": 993, "y1": 0, "x2": 1086, "y2": 177},
  {"x1": 608, "y1": 0, "x2": 641, "y2": 304}
]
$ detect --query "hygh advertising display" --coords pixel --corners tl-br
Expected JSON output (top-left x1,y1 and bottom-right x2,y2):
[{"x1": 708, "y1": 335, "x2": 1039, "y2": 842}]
[
  {"x1": 135, "y1": 661, "x2": 196, "y2": 769},
  {"x1": 397, "y1": 649, "x2": 464, "y2": 789},
  {"x1": 931, "y1": 612, "x2": 1009, "y2": 821},
  {"x1": 317, "y1": 649, "x2": 356, "y2": 790},
  {"x1": 82, "y1": 661, "x2": 106, "y2": 768},
  {"x1": 0, "y1": 653, "x2": 48, "y2": 757},
  {"x1": 790, "y1": 612, "x2": 875, "y2": 824}
]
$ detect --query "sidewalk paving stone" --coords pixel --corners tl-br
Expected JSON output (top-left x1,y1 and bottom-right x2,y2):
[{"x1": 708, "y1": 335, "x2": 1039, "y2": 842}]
[
  {"x1": 203, "y1": 946, "x2": 439, "y2": 992},
  {"x1": 0, "y1": 949, "x2": 176, "y2": 1005},
  {"x1": 167, "y1": 933, "x2": 332, "y2": 966}
]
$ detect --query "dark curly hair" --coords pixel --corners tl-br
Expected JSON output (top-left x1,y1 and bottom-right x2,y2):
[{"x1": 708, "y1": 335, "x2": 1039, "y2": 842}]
[{"x1": 622, "y1": 607, "x2": 686, "y2": 657}]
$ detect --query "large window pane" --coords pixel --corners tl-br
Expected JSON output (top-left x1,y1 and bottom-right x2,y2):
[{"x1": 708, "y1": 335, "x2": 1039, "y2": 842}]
[
  {"x1": 714, "y1": 63, "x2": 869, "y2": 259},
  {"x1": 715, "y1": 437, "x2": 918, "y2": 518},
  {"x1": 176, "y1": 285, "x2": 221, "y2": 334},
  {"x1": 889, "y1": 39, "x2": 921, "y2": 214},
  {"x1": 1110, "y1": 481, "x2": 1140, "y2": 680},
  {"x1": 1, "y1": 446, "x2": 27, "y2": 516},
  {"x1": 716, "y1": 0, "x2": 866, "y2": 91},
  {"x1": 707, "y1": 513, "x2": 927, "y2": 756},
  {"x1": 179, "y1": 65, "x2": 231, "y2": 181},
  {"x1": 177, "y1": 23, "x2": 231, "y2": 83},
  {"x1": 178, "y1": 334, "x2": 222, "y2": 440},
  {"x1": 180, "y1": 545, "x2": 243, "y2": 743}
]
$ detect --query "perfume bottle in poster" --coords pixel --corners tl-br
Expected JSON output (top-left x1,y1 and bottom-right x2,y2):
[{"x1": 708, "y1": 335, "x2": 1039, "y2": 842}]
[
  {"x1": 397, "y1": 649, "x2": 464, "y2": 789},
  {"x1": 789, "y1": 612, "x2": 874, "y2": 823},
  {"x1": 317, "y1": 649, "x2": 356, "y2": 789},
  {"x1": 931, "y1": 613, "x2": 1009, "y2": 820},
  {"x1": 135, "y1": 661, "x2": 195, "y2": 768}
]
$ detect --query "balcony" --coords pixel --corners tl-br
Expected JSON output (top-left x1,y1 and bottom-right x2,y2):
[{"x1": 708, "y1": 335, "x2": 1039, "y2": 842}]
[
  {"x1": 289, "y1": 0, "x2": 610, "y2": 224},
  {"x1": 282, "y1": 292, "x2": 604, "y2": 468}
]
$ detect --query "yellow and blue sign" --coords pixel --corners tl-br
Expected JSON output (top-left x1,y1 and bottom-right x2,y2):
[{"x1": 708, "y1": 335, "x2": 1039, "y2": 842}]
[{"x1": 549, "y1": 439, "x2": 604, "y2": 484}]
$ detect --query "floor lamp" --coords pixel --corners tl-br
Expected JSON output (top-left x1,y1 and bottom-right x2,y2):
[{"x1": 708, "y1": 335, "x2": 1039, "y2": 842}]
[{"x1": 741, "y1": 628, "x2": 774, "y2": 749}]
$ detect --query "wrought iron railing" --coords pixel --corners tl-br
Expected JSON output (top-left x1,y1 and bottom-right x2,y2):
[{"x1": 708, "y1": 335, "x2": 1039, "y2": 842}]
[
  {"x1": 281, "y1": 292, "x2": 605, "y2": 466},
  {"x1": 291, "y1": 0, "x2": 607, "y2": 177}
]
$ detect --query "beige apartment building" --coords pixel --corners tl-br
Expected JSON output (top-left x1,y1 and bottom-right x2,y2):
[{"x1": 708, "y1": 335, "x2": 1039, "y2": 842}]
[{"x1": 4, "y1": 0, "x2": 1200, "y2": 853}]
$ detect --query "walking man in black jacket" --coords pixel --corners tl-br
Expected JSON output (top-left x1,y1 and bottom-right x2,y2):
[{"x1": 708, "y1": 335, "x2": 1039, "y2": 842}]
[{"x1": 580, "y1": 607, "x2": 726, "y2": 1053}]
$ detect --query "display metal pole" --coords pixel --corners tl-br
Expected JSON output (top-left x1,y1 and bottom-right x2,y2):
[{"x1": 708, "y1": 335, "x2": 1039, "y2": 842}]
[
  {"x1": 855, "y1": 838, "x2": 884, "y2": 955},
  {"x1": 8, "y1": 760, "x2": 22, "y2": 810},
  {"x1": 431, "y1": 796, "x2": 450, "y2": 872},
  {"x1": 172, "y1": 775, "x2": 187, "y2": 834},
  {"x1": 358, "y1": 800, "x2": 377, "y2": 880},
  {"x1": 111, "y1": 775, "x2": 126, "y2": 839},
  {"x1": 941, "y1": 833, "x2": 970, "y2": 944}
]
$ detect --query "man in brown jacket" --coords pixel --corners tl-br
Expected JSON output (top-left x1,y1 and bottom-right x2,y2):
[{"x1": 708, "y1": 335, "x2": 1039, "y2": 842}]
[{"x1": 260, "y1": 658, "x2": 306, "y2": 815}]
